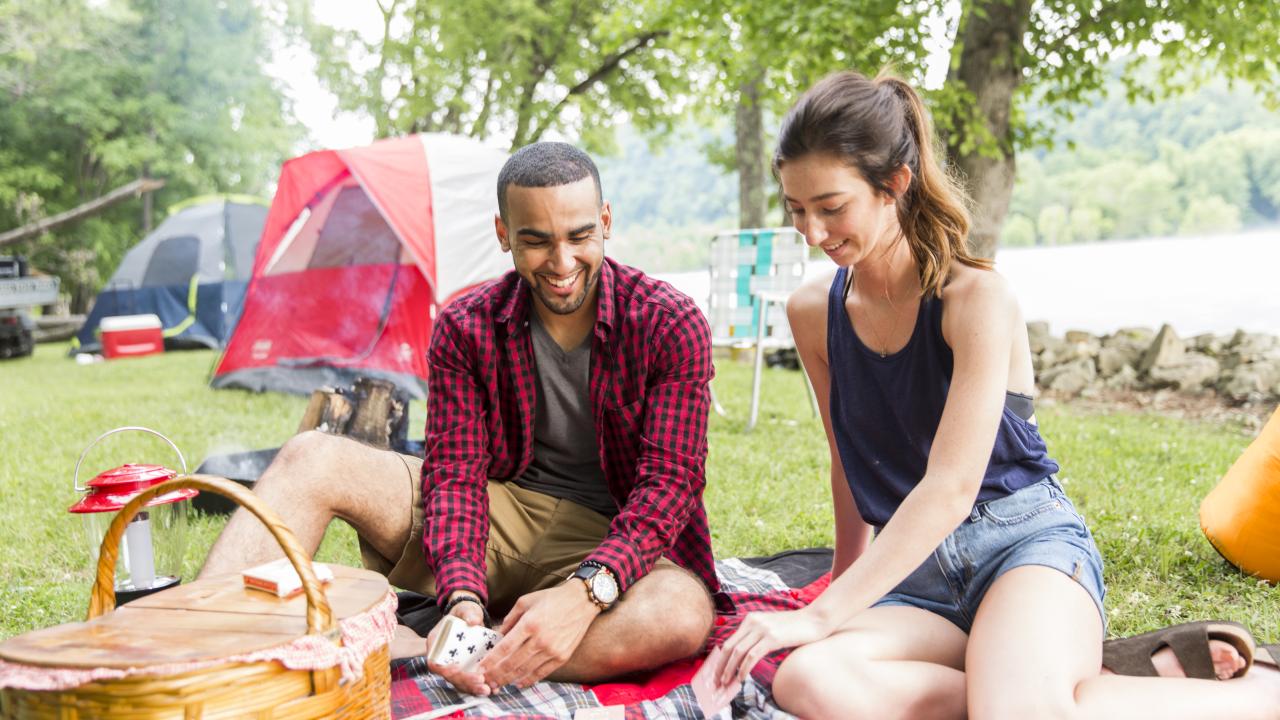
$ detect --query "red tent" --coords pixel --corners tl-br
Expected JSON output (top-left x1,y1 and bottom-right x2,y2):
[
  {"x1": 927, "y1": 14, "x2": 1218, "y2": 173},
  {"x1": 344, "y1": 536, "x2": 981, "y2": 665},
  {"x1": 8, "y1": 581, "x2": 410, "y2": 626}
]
[{"x1": 211, "y1": 134, "x2": 510, "y2": 398}]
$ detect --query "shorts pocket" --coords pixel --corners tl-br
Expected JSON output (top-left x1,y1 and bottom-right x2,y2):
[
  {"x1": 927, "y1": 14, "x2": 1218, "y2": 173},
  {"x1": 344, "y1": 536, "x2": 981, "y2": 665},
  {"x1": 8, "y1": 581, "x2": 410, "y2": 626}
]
[{"x1": 978, "y1": 481, "x2": 1063, "y2": 526}]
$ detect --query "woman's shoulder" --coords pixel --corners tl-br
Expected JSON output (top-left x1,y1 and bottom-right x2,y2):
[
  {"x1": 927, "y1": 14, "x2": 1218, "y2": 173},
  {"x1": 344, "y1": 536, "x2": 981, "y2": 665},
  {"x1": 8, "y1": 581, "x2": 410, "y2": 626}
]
[
  {"x1": 941, "y1": 263, "x2": 1017, "y2": 312},
  {"x1": 787, "y1": 267, "x2": 840, "y2": 320}
]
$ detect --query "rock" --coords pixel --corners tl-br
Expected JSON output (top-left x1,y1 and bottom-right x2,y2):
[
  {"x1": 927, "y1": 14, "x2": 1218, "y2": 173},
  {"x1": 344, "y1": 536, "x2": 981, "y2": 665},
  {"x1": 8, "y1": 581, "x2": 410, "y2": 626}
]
[
  {"x1": 1097, "y1": 347, "x2": 1133, "y2": 378},
  {"x1": 1191, "y1": 333, "x2": 1225, "y2": 356},
  {"x1": 1101, "y1": 331, "x2": 1149, "y2": 368},
  {"x1": 1218, "y1": 361, "x2": 1280, "y2": 403},
  {"x1": 1148, "y1": 354, "x2": 1221, "y2": 391},
  {"x1": 1113, "y1": 327, "x2": 1155, "y2": 345},
  {"x1": 1138, "y1": 324, "x2": 1184, "y2": 375},
  {"x1": 1105, "y1": 364, "x2": 1139, "y2": 389},
  {"x1": 1034, "y1": 336, "x2": 1070, "y2": 373},
  {"x1": 1067, "y1": 337, "x2": 1101, "y2": 361},
  {"x1": 1064, "y1": 330, "x2": 1094, "y2": 344},
  {"x1": 1222, "y1": 331, "x2": 1280, "y2": 369},
  {"x1": 1027, "y1": 321, "x2": 1051, "y2": 354},
  {"x1": 1040, "y1": 358, "x2": 1097, "y2": 395}
]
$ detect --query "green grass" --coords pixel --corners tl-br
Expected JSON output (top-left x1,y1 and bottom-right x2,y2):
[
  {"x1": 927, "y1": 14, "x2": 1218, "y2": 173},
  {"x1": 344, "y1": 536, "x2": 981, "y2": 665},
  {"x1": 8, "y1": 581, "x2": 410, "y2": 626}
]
[{"x1": 1, "y1": 342, "x2": 1276, "y2": 642}]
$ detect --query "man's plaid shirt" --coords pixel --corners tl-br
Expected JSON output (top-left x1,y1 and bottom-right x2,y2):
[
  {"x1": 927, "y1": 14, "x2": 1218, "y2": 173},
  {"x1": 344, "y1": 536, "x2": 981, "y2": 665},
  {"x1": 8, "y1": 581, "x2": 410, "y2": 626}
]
[{"x1": 421, "y1": 257, "x2": 720, "y2": 607}]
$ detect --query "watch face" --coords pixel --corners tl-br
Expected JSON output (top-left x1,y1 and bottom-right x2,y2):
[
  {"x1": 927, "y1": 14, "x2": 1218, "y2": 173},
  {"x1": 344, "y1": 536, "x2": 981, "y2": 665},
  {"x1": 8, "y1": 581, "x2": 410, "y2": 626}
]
[{"x1": 590, "y1": 572, "x2": 619, "y2": 605}]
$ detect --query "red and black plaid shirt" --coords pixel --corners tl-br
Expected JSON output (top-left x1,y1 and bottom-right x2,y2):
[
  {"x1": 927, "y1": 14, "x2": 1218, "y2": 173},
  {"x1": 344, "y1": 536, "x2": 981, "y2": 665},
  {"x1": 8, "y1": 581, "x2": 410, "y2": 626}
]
[{"x1": 421, "y1": 258, "x2": 720, "y2": 607}]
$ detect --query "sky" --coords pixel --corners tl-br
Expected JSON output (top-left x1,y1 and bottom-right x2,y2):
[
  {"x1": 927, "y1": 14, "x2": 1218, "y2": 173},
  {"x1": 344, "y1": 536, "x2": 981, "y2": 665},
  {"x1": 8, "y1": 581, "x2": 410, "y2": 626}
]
[
  {"x1": 267, "y1": 1, "x2": 958, "y2": 152},
  {"x1": 265, "y1": 2, "x2": 381, "y2": 150}
]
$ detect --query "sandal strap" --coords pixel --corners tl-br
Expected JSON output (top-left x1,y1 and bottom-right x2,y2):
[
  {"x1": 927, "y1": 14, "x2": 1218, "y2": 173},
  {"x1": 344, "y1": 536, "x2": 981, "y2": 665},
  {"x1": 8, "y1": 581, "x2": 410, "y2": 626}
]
[
  {"x1": 1103, "y1": 630, "x2": 1164, "y2": 677},
  {"x1": 1103, "y1": 621, "x2": 1253, "y2": 680},
  {"x1": 1163, "y1": 625, "x2": 1219, "y2": 680}
]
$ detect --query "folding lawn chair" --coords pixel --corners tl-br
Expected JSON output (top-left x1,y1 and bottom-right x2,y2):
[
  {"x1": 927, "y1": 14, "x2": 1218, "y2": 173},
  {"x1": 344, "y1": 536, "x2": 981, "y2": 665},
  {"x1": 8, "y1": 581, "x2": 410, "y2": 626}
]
[{"x1": 707, "y1": 227, "x2": 818, "y2": 431}]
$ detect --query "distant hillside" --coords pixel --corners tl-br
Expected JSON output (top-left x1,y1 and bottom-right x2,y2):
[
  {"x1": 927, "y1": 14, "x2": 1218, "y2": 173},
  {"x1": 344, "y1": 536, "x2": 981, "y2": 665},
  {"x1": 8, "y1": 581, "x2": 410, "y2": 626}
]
[
  {"x1": 597, "y1": 67, "x2": 1280, "y2": 271},
  {"x1": 1005, "y1": 71, "x2": 1280, "y2": 247},
  {"x1": 597, "y1": 126, "x2": 737, "y2": 272}
]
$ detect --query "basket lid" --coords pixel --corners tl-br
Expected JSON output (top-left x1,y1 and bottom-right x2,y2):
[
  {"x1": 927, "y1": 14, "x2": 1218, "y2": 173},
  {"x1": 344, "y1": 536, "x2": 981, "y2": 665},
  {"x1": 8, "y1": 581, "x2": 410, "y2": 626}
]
[{"x1": 0, "y1": 566, "x2": 389, "y2": 669}]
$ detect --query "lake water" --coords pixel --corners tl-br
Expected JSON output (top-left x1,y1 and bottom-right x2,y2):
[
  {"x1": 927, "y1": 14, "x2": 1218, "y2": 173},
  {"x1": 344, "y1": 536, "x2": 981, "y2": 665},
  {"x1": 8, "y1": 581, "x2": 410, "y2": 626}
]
[{"x1": 652, "y1": 229, "x2": 1280, "y2": 338}]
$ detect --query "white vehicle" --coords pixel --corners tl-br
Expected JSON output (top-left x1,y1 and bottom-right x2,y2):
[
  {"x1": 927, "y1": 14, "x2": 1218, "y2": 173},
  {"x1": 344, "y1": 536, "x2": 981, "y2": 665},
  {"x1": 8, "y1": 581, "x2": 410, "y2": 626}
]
[{"x1": 0, "y1": 256, "x2": 59, "y2": 359}]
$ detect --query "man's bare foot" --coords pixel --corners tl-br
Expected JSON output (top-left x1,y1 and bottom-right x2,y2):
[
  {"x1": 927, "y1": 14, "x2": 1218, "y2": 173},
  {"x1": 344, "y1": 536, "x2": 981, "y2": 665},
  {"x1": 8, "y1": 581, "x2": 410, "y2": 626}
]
[
  {"x1": 390, "y1": 623, "x2": 428, "y2": 660},
  {"x1": 1102, "y1": 639, "x2": 1247, "y2": 680}
]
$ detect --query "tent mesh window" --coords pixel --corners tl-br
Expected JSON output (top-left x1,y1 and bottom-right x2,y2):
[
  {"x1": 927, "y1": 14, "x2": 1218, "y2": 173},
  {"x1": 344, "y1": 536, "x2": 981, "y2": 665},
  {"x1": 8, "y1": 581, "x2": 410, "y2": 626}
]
[
  {"x1": 141, "y1": 235, "x2": 200, "y2": 287},
  {"x1": 310, "y1": 188, "x2": 401, "y2": 268}
]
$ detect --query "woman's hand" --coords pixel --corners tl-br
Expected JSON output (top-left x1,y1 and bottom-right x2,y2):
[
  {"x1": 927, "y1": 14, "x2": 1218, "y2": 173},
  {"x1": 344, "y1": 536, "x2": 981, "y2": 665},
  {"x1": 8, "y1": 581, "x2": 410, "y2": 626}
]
[{"x1": 715, "y1": 608, "x2": 829, "y2": 686}]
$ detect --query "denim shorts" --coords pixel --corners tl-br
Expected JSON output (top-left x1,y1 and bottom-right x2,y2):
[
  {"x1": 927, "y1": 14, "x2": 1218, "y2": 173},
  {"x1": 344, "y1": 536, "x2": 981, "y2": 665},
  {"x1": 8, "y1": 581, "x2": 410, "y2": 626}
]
[{"x1": 872, "y1": 477, "x2": 1107, "y2": 634}]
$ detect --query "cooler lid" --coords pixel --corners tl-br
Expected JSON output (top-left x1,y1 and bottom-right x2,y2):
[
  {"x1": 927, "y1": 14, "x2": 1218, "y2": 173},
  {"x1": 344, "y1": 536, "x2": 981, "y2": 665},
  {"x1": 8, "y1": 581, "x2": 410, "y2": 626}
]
[{"x1": 100, "y1": 314, "x2": 163, "y2": 332}]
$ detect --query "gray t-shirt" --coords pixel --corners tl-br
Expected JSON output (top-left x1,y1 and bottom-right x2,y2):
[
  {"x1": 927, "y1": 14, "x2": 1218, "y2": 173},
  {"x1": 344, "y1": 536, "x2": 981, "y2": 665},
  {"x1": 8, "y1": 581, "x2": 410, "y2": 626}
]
[{"x1": 512, "y1": 313, "x2": 617, "y2": 518}]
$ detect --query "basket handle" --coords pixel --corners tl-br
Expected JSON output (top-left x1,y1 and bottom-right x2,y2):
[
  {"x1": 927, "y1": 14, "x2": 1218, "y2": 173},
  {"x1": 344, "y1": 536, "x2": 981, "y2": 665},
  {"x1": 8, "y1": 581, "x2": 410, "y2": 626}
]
[{"x1": 86, "y1": 475, "x2": 337, "y2": 638}]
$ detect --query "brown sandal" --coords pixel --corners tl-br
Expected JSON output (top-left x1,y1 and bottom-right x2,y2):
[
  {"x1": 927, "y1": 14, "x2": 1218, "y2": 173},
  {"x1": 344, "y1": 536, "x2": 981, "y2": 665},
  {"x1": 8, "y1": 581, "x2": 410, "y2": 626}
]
[{"x1": 1103, "y1": 621, "x2": 1255, "y2": 680}]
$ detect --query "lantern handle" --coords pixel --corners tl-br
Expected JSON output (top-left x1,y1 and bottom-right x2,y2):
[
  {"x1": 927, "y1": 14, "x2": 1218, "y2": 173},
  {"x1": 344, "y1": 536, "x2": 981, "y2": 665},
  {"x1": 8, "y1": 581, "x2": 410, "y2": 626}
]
[
  {"x1": 73, "y1": 426, "x2": 188, "y2": 493},
  {"x1": 87, "y1": 475, "x2": 337, "y2": 638}
]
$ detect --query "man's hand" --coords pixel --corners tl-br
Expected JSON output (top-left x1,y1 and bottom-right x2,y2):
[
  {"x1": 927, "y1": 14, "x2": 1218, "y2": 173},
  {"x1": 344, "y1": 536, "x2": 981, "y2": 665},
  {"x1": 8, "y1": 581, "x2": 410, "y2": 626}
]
[
  {"x1": 390, "y1": 623, "x2": 429, "y2": 661},
  {"x1": 478, "y1": 580, "x2": 601, "y2": 689},
  {"x1": 425, "y1": 591, "x2": 492, "y2": 695}
]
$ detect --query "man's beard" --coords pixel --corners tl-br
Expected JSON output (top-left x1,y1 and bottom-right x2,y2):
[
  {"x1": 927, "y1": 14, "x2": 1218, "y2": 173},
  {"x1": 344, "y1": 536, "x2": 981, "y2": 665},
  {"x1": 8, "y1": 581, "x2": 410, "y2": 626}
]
[{"x1": 533, "y1": 264, "x2": 601, "y2": 316}]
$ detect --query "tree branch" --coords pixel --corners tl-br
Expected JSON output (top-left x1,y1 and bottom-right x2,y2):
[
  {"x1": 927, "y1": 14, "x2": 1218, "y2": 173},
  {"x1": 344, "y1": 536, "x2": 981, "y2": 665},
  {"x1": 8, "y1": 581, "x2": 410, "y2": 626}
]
[
  {"x1": 530, "y1": 29, "x2": 668, "y2": 142},
  {"x1": 0, "y1": 178, "x2": 165, "y2": 249}
]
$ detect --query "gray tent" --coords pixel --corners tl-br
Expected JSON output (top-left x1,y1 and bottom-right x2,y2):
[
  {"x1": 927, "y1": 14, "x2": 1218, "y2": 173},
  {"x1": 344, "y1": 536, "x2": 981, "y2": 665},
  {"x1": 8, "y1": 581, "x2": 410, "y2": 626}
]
[{"x1": 74, "y1": 196, "x2": 267, "y2": 352}]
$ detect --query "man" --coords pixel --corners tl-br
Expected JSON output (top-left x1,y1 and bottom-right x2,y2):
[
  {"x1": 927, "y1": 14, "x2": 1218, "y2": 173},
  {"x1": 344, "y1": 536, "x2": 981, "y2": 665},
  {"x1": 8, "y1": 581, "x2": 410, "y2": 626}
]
[{"x1": 200, "y1": 142, "x2": 718, "y2": 694}]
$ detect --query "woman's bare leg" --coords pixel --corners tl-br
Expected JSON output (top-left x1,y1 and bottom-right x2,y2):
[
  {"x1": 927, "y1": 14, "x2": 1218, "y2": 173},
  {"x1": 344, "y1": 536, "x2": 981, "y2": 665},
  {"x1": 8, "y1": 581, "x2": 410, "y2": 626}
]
[
  {"x1": 967, "y1": 565, "x2": 1280, "y2": 720},
  {"x1": 772, "y1": 605, "x2": 969, "y2": 720}
]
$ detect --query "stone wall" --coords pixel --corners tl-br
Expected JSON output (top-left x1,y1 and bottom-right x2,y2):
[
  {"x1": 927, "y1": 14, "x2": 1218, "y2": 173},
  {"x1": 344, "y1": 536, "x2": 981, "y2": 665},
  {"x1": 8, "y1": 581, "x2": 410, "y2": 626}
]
[{"x1": 1031, "y1": 323, "x2": 1280, "y2": 404}]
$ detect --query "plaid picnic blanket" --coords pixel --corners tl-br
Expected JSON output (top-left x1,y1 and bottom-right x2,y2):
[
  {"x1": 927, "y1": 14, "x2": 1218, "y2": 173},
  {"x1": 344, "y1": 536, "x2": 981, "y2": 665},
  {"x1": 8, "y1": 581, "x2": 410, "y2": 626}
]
[{"x1": 390, "y1": 548, "x2": 833, "y2": 719}]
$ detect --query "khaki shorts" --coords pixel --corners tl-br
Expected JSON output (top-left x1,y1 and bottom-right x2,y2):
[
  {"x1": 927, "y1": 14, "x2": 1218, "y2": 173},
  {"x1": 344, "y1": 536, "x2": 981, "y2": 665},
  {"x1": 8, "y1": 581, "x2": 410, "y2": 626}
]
[{"x1": 359, "y1": 453, "x2": 672, "y2": 615}]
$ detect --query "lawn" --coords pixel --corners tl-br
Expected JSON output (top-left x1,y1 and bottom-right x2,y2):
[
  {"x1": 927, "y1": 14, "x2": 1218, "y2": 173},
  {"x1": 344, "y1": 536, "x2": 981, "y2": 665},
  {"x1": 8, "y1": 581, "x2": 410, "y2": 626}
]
[{"x1": 0, "y1": 342, "x2": 1276, "y2": 642}]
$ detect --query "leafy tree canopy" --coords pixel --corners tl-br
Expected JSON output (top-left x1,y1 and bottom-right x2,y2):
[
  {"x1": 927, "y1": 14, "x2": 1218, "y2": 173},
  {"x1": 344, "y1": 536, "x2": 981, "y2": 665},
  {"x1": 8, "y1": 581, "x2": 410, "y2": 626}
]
[
  {"x1": 0, "y1": 0, "x2": 298, "y2": 310},
  {"x1": 290, "y1": 0, "x2": 696, "y2": 150}
]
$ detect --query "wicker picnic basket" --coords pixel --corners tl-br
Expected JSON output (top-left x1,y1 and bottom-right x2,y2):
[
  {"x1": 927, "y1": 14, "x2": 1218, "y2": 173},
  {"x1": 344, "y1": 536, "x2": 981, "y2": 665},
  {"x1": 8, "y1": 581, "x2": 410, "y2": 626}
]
[{"x1": 0, "y1": 475, "x2": 394, "y2": 719}]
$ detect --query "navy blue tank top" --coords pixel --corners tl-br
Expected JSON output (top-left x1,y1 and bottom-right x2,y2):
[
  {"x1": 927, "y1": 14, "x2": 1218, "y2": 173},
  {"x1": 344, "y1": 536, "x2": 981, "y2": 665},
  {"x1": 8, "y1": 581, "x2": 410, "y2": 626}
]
[{"x1": 826, "y1": 268, "x2": 1059, "y2": 528}]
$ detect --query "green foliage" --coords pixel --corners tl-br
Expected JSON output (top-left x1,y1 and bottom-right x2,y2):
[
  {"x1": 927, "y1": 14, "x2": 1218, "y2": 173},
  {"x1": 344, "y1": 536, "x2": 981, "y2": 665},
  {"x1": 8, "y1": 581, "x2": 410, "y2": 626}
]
[
  {"x1": 1180, "y1": 196, "x2": 1242, "y2": 236},
  {"x1": 291, "y1": 0, "x2": 695, "y2": 151},
  {"x1": 976, "y1": 0, "x2": 1280, "y2": 155},
  {"x1": 598, "y1": 125, "x2": 736, "y2": 271},
  {"x1": 2, "y1": 346, "x2": 1276, "y2": 643},
  {"x1": 1001, "y1": 74, "x2": 1280, "y2": 246},
  {"x1": 1001, "y1": 213, "x2": 1037, "y2": 247},
  {"x1": 0, "y1": 0, "x2": 299, "y2": 309}
]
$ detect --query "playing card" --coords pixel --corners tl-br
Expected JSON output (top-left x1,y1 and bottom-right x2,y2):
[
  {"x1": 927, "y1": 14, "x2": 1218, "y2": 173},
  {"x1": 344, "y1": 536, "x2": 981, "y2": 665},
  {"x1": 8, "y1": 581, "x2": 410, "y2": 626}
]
[
  {"x1": 690, "y1": 646, "x2": 741, "y2": 718},
  {"x1": 572, "y1": 706, "x2": 625, "y2": 720},
  {"x1": 427, "y1": 614, "x2": 504, "y2": 670}
]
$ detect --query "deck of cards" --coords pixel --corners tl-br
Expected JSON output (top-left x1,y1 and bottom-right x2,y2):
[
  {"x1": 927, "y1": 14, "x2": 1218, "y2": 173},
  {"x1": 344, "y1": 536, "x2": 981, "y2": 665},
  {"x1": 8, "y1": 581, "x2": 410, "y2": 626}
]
[
  {"x1": 241, "y1": 557, "x2": 334, "y2": 599},
  {"x1": 427, "y1": 614, "x2": 504, "y2": 670}
]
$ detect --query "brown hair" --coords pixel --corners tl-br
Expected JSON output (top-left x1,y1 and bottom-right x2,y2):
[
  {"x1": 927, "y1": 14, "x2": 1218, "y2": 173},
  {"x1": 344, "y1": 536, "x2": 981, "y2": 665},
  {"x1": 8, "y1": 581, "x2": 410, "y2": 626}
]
[{"x1": 774, "y1": 70, "x2": 990, "y2": 297}]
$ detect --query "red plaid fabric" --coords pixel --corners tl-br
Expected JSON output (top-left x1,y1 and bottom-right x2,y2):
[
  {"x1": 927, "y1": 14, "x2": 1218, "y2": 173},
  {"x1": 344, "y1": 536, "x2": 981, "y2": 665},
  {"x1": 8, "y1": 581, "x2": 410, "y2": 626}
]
[{"x1": 421, "y1": 258, "x2": 719, "y2": 607}]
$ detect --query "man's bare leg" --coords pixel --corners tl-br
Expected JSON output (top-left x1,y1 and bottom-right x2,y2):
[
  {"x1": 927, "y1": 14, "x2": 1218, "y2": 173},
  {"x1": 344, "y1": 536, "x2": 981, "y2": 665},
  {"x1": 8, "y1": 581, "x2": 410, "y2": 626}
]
[
  {"x1": 548, "y1": 565, "x2": 715, "y2": 682},
  {"x1": 199, "y1": 431, "x2": 413, "y2": 579}
]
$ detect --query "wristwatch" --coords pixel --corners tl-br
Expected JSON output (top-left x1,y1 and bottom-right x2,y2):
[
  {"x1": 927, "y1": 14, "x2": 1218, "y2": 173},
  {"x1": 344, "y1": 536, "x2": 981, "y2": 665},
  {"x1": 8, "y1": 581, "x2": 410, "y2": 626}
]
[{"x1": 572, "y1": 562, "x2": 620, "y2": 611}]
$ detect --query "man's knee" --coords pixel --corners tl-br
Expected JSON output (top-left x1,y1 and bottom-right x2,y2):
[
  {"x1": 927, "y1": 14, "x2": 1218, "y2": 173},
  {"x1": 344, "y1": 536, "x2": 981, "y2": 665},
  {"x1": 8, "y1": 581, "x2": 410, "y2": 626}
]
[
  {"x1": 273, "y1": 430, "x2": 344, "y2": 471},
  {"x1": 267, "y1": 431, "x2": 365, "y2": 496},
  {"x1": 629, "y1": 566, "x2": 714, "y2": 655}
]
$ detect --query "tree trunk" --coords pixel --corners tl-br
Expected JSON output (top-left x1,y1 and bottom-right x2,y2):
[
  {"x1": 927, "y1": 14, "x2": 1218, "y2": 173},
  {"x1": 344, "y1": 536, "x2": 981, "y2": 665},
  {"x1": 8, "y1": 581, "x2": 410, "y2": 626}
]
[
  {"x1": 735, "y1": 67, "x2": 766, "y2": 229},
  {"x1": 946, "y1": 0, "x2": 1031, "y2": 259}
]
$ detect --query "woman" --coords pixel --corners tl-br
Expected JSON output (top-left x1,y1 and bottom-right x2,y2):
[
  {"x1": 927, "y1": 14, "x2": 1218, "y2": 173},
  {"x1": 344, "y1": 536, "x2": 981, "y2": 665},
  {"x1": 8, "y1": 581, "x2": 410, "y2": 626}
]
[{"x1": 712, "y1": 70, "x2": 1279, "y2": 719}]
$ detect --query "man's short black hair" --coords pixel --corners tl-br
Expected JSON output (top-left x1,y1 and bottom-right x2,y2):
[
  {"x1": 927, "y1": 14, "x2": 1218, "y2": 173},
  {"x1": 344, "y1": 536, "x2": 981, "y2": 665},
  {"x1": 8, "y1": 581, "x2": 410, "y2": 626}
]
[{"x1": 497, "y1": 142, "x2": 602, "y2": 221}]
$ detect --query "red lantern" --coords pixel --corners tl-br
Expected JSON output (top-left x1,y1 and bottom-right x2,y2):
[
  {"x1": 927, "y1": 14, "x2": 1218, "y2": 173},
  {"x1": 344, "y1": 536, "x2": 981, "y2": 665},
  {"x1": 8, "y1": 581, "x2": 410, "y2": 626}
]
[{"x1": 68, "y1": 427, "x2": 198, "y2": 604}]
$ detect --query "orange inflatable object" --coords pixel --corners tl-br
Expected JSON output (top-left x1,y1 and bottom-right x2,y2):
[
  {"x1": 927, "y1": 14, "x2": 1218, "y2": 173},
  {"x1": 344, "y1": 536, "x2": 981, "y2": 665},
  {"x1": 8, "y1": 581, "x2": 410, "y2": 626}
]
[{"x1": 1200, "y1": 405, "x2": 1280, "y2": 582}]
